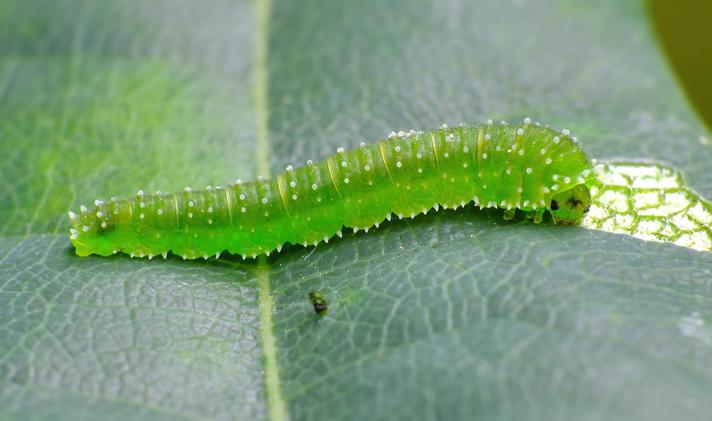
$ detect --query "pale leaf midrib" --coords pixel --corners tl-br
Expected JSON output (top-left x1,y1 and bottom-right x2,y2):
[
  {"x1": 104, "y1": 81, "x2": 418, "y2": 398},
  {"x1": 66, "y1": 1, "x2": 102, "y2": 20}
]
[{"x1": 253, "y1": 0, "x2": 288, "y2": 419}]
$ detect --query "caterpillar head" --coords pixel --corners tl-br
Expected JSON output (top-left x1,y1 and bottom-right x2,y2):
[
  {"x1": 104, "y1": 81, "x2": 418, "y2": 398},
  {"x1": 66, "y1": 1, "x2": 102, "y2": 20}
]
[{"x1": 548, "y1": 184, "x2": 591, "y2": 225}]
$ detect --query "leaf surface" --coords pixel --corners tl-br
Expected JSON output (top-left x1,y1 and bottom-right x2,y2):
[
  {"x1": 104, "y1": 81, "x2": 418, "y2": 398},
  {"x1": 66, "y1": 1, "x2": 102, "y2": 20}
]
[{"x1": 2, "y1": 0, "x2": 712, "y2": 420}]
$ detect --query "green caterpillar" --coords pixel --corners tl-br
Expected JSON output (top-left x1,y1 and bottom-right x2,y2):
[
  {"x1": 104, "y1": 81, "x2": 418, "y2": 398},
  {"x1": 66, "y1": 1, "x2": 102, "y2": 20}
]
[{"x1": 68, "y1": 119, "x2": 593, "y2": 259}]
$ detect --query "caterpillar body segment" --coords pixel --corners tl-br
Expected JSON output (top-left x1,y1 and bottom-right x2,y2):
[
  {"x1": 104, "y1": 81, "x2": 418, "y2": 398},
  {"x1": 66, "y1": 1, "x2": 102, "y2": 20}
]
[{"x1": 69, "y1": 121, "x2": 593, "y2": 259}]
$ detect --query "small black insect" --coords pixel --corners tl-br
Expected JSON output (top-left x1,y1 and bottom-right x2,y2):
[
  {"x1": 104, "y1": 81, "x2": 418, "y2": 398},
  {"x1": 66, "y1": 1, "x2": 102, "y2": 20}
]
[{"x1": 308, "y1": 290, "x2": 328, "y2": 316}]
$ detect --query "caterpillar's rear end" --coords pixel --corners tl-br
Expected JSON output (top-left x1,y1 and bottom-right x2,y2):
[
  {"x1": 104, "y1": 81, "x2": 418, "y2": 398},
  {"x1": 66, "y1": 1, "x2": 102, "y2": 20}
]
[
  {"x1": 69, "y1": 189, "x2": 232, "y2": 259},
  {"x1": 69, "y1": 120, "x2": 594, "y2": 259}
]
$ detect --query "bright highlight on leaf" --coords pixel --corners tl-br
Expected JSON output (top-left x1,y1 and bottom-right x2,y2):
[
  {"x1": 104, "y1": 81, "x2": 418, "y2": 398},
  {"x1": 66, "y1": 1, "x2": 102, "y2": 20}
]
[{"x1": 583, "y1": 162, "x2": 712, "y2": 251}]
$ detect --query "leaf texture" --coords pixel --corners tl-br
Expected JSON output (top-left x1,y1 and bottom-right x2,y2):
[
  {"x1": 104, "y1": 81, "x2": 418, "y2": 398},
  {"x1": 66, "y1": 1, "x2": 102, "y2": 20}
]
[{"x1": 1, "y1": 0, "x2": 712, "y2": 420}]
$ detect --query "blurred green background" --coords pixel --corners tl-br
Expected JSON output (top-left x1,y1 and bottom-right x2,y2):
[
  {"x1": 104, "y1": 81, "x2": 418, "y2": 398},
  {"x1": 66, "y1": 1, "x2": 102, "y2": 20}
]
[{"x1": 649, "y1": 0, "x2": 712, "y2": 131}]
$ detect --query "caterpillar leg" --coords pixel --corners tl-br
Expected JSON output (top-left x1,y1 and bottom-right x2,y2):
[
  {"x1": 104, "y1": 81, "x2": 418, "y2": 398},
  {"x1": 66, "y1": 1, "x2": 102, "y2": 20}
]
[
  {"x1": 503, "y1": 209, "x2": 516, "y2": 221},
  {"x1": 532, "y1": 208, "x2": 546, "y2": 224}
]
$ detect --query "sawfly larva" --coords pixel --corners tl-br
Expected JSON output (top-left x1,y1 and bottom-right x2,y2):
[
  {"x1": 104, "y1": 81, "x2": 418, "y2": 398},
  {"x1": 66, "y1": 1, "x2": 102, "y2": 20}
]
[{"x1": 68, "y1": 119, "x2": 593, "y2": 259}]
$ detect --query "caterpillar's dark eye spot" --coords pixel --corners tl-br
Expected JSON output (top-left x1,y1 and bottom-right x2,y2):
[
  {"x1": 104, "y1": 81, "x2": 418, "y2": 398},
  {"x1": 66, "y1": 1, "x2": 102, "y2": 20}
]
[
  {"x1": 584, "y1": 205, "x2": 590, "y2": 213},
  {"x1": 550, "y1": 200, "x2": 560, "y2": 210}
]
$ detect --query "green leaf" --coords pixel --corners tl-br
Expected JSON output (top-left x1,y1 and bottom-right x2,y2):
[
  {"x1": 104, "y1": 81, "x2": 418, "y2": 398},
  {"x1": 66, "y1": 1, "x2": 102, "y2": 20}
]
[
  {"x1": 2, "y1": 0, "x2": 712, "y2": 420},
  {"x1": 584, "y1": 162, "x2": 712, "y2": 251}
]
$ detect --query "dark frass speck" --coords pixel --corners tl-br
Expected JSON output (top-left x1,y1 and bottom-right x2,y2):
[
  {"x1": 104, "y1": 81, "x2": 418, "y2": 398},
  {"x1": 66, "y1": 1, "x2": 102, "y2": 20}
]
[{"x1": 308, "y1": 290, "x2": 328, "y2": 316}]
